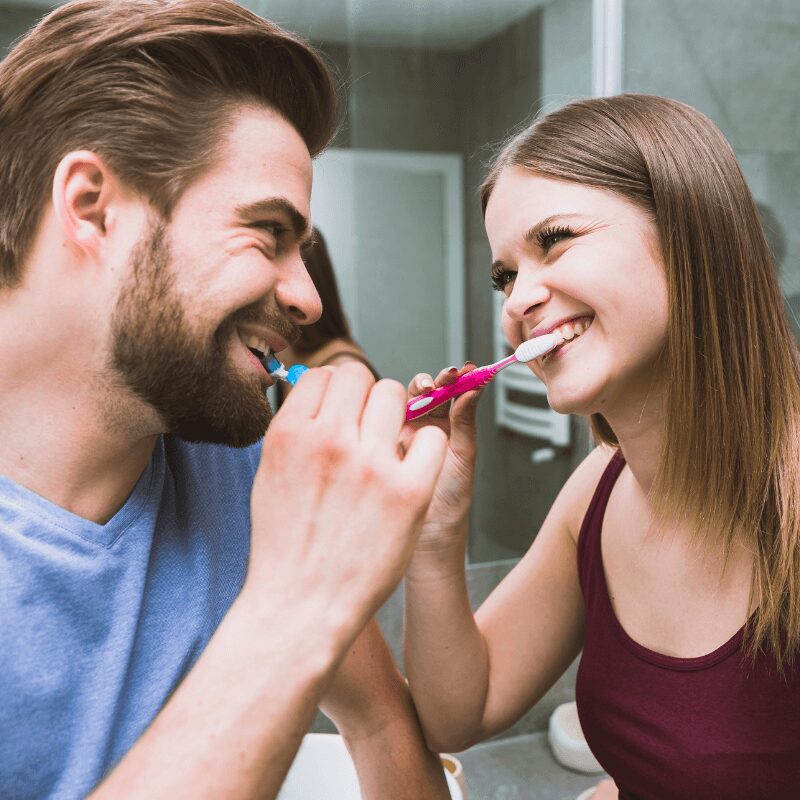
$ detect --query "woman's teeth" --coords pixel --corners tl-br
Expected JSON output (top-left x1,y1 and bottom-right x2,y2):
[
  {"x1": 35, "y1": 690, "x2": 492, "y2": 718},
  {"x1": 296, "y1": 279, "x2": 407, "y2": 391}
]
[{"x1": 554, "y1": 318, "x2": 592, "y2": 342}]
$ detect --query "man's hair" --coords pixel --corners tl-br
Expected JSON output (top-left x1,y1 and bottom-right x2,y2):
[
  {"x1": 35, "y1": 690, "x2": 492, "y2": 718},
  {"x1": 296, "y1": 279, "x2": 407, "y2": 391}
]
[
  {"x1": 0, "y1": 0, "x2": 338, "y2": 287},
  {"x1": 482, "y1": 94, "x2": 800, "y2": 672}
]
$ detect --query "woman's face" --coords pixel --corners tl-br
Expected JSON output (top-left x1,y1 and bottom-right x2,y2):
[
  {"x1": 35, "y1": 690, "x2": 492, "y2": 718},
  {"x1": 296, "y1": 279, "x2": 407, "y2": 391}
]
[{"x1": 484, "y1": 166, "x2": 669, "y2": 418}]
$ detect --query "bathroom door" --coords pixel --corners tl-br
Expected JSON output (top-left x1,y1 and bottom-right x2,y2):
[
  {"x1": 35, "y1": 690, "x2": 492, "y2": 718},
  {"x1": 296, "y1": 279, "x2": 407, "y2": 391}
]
[{"x1": 311, "y1": 149, "x2": 465, "y2": 387}]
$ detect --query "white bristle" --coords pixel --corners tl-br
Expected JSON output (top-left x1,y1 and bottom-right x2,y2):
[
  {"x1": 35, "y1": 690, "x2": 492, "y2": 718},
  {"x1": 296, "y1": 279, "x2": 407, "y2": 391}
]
[{"x1": 514, "y1": 333, "x2": 561, "y2": 363}]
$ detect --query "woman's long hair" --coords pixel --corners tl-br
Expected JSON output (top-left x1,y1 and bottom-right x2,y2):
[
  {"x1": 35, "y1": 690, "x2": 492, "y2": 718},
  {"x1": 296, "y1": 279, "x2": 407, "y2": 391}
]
[
  {"x1": 481, "y1": 94, "x2": 800, "y2": 672},
  {"x1": 293, "y1": 228, "x2": 353, "y2": 356}
]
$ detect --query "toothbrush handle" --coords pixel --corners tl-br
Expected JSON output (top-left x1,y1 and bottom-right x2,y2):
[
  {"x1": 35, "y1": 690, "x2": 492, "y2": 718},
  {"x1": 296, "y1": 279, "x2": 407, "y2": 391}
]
[{"x1": 405, "y1": 365, "x2": 499, "y2": 421}]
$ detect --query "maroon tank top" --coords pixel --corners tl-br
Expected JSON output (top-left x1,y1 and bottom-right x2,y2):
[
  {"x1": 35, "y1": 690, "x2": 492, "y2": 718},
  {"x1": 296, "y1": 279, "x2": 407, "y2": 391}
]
[{"x1": 576, "y1": 452, "x2": 800, "y2": 799}]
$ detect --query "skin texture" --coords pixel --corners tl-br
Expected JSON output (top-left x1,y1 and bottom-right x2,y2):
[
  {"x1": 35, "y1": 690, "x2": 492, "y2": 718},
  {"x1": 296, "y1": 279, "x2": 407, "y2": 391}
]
[
  {"x1": 0, "y1": 105, "x2": 451, "y2": 799},
  {"x1": 403, "y1": 168, "x2": 753, "y2": 797}
]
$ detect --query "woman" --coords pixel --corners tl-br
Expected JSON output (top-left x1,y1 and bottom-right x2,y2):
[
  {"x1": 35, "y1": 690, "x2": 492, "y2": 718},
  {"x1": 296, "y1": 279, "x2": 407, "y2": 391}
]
[{"x1": 403, "y1": 94, "x2": 800, "y2": 799}]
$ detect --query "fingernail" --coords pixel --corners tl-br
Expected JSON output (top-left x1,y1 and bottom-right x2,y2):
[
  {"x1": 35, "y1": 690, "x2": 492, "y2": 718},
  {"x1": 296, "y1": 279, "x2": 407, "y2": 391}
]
[
  {"x1": 420, "y1": 379, "x2": 434, "y2": 390},
  {"x1": 463, "y1": 361, "x2": 476, "y2": 369},
  {"x1": 447, "y1": 366, "x2": 458, "y2": 374}
]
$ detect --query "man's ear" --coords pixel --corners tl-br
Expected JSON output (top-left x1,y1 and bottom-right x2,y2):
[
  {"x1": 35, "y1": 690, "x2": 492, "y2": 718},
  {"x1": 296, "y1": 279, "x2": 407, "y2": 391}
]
[{"x1": 52, "y1": 151, "x2": 117, "y2": 259}]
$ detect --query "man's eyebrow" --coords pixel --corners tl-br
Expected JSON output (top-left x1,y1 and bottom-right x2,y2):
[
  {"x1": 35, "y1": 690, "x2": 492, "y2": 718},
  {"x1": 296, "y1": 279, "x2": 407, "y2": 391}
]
[{"x1": 235, "y1": 198, "x2": 310, "y2": 241}]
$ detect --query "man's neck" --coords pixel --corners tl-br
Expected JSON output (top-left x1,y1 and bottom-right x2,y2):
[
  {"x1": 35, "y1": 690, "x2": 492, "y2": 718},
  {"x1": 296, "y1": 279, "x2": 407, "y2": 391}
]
[
  {"x1": 0, "y1": 323, "x2": 160, "y2": 525},
  {"x1": 0, "y1": 386, "x2": 159, "y2": 524}
]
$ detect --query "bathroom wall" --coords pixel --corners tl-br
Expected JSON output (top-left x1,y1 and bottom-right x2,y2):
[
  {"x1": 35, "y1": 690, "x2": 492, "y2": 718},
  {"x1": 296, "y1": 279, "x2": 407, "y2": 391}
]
[
  {"x1": 624, "y1": 0, "x2": 800, "y2": 298},
  {"x1": 0, "y1": 3, "x2": 42, "y2": 52}
]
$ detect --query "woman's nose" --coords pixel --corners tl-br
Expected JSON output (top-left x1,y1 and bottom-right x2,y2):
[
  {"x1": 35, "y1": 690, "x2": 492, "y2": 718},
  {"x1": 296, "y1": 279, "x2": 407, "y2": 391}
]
[
  {"x1": 276, "y1": 252, "x2": 323, "y2": 325},
  {"x1": 504, "y1": 270, "x2": 550, "y2": 322}
]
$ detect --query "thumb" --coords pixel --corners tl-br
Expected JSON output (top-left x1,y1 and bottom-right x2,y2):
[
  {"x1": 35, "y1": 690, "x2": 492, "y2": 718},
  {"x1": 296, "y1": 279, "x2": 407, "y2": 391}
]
[{"x1": 449, "y1": 389, "x2": 481, "y2": 448}]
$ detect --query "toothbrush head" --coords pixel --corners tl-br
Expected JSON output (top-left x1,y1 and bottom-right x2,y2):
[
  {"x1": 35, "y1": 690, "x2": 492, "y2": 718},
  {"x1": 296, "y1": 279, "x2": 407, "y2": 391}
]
[
  {"x1": 286, "y1": 364, "x2": 308, "y2": 385},
  {"x1": 514, "y1": 333, "x2": 561, "y2": 363},
  {"x1": 259, "y1": 352, "x2": 308, "y2": 385}
]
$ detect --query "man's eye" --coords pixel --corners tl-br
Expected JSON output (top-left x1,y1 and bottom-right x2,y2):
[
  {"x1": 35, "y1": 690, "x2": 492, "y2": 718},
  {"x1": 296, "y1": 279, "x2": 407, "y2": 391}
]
[
  {"x1": 251, "y1": 222, "x2": 286, "y2": 240},
  {"x1": 491, "y1": 268, "x2": 516, "y2": 293}
]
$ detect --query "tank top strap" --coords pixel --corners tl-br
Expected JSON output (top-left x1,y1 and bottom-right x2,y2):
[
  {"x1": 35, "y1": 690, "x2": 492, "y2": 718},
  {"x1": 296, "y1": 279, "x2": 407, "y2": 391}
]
[{"x1": 577, "y1": 450, "x2": 626, "y2": 600}]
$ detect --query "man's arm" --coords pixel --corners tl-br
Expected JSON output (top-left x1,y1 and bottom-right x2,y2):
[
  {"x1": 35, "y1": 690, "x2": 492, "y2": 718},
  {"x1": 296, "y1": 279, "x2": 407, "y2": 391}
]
[
  {"x1": 89, "y1": 589, "x2": 343, "y2": 799},
  {"x1": 321, "y1": 618, "x2": 451, "y2": 800},
  {"x1": 89, "y1": 365, "x2": 448, "y2": 799}
]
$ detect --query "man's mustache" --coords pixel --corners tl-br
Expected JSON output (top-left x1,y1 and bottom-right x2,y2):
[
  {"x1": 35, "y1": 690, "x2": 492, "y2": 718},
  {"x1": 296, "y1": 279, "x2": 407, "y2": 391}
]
[{"x1": 231, "y1": 303, "x2": 302, "y2": 347}]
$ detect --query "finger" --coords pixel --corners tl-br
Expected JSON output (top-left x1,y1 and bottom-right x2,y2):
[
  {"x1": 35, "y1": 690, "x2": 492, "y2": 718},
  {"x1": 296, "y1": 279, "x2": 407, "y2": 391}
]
[
  {"x1": 315, "y1": 361, "x2": 375, "y2": 433},
  {"x1": 275, "y1": 366, "x2": 332, "y2": 420},
  {"x1": 449, "y1": 388, "x2": 482, "y2": 448},
  {"x1": 400, "y1": 426, "x2": 448, "y2": 499},
  {"x1": 360, "y1": 378, "x2": 407, "y2": 449},
  {"x1": 433, "y1": 365, "x2": 460, "y2": 386},
  {"x1": 408, "y1": 373, "x2": 435, "y2": 398}
]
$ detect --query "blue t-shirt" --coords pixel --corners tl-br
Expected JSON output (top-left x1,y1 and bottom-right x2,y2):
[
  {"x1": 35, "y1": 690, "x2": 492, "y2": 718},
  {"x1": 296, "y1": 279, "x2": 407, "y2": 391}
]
[{"x1": 0, "y1": 435, "x2": 260, "y2": 799}]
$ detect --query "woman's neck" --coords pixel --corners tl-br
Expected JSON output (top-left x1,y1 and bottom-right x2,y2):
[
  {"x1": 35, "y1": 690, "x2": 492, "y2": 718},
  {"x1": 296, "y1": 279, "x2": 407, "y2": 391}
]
[{"x1": 602, "y1": 384, "x2": 667, "y2": 498}]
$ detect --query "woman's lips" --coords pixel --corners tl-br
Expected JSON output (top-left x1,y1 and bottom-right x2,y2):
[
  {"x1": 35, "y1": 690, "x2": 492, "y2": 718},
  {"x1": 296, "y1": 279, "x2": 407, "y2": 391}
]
[{"x1": 541, "y1": 319, "x2": 592, "y2": 364}]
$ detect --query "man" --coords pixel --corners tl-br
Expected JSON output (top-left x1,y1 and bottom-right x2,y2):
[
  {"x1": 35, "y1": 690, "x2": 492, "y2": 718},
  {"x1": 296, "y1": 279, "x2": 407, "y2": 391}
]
[{"x1": 0, "y1": 1, "x2": 452, "y2": 797}]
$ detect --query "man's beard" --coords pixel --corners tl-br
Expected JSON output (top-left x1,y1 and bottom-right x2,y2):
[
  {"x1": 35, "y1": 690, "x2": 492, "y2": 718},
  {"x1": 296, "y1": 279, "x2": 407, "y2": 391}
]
[{"x1": 109, "y1": 220, "x2": 296, "y2": 447}]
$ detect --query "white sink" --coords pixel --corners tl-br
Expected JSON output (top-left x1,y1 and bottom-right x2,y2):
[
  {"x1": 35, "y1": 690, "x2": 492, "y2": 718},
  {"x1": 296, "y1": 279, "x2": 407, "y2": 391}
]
[{"x1": 278, "y1": 733, "x2": 465, "y2": 799}]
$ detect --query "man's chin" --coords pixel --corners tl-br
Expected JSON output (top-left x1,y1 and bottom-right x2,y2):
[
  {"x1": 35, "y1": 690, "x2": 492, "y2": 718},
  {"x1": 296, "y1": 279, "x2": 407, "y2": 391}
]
[{"x1": 168, "y1": 393, "x2": 273, "y2": 448}]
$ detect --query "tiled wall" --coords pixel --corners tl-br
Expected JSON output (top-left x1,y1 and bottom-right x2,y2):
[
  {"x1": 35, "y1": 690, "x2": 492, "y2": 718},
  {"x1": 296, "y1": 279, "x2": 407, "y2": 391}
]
[{"x1": 624, "y1": 0, "x2": 800, "y2": 298}]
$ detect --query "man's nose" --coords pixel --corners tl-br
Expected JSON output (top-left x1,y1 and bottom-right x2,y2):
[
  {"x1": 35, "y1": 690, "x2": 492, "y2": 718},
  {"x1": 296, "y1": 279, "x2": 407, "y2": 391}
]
[{"x1": 276, "y1": 251, "x2": 323, "y2": 325}]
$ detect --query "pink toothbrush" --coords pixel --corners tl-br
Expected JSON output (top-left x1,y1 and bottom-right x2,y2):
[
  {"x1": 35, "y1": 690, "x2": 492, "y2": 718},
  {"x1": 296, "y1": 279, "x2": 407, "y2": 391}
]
[{"x1": 405, "y1": 333, "x2": 561, "y2": 421}]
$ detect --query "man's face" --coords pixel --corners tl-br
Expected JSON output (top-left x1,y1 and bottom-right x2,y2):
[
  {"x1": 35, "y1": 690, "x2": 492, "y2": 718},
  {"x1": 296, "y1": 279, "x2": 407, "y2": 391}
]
[{"x1": 109, "y1": 106, "x2": 321, "y2": 446}]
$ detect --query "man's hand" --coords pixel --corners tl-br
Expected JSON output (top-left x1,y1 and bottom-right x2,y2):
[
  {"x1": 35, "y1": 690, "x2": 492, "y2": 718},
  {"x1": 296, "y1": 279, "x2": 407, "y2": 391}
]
[{"x1": 245, "y1": 363, "x2": 448, "y2": 650}]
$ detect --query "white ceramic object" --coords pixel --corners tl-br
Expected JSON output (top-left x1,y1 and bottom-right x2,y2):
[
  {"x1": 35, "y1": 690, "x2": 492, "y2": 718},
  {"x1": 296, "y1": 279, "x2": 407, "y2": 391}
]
[
  {"x1": 277, "y1": 733, "x2": 465, "y2": 800},
  {"x1": 548, "y1": 701, "x2": 604, "y2": 774}
]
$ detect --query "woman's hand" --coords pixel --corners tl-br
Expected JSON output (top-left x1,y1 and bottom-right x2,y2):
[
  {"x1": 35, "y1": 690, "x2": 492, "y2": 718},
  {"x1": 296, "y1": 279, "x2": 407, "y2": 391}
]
[{"x1": 402, "y1": 363, "x2": 481, "y2": 557}]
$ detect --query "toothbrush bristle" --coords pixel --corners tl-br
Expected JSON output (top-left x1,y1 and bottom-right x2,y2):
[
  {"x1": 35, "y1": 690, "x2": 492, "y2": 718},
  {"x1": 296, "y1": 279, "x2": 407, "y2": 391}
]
[{"x1": 514, "y1": 333, "x2": 561, "y2": 363}]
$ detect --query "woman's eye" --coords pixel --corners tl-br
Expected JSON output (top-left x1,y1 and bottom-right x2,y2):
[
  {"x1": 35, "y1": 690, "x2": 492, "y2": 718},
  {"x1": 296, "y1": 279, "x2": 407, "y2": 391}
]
[
  {"x1": 537, "y1": 225, "x2": 574, "y2": 253},
  {"x1": 491, "y1": 268, "x2": 516, "y2": 293}
]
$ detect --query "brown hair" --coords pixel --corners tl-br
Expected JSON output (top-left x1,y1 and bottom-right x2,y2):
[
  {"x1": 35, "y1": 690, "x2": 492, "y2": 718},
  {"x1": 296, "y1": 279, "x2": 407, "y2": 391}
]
[
  {"x1": 0, "y1": 0, "x2": 338, "y2": 287},
  {"x1": 482, "y1": 94, "x2": 800, "y2": 671},
  {"x1": 293, "y1": 227, "x2": 353, "y2": 356}
]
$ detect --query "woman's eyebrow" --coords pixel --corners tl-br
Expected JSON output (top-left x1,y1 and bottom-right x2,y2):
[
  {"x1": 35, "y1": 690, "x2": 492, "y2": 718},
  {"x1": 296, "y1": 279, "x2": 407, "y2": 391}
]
[{"x1": 523, "y1": 212, "x2": 595, "y2": 243}]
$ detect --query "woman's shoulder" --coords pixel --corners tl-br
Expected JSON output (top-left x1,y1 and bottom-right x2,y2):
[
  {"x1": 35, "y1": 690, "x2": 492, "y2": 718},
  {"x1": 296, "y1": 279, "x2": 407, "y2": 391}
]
[
  {"x1": 554, "y1": 445, "x2": 620, "y2": 545},
  {"x1": 304, "y1": 338, "x2": 369, "y2": 368}
]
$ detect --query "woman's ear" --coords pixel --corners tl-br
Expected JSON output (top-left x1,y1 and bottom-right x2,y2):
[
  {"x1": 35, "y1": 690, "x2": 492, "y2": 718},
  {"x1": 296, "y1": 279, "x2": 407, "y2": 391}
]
[{"x1": 51, "y1": 150, "x2": 116, "y2": 259}]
